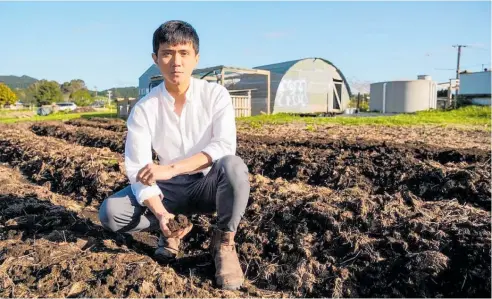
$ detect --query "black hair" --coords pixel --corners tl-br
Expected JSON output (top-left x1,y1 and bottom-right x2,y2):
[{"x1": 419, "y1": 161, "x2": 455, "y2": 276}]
[{"x1": 153, "y1": 20, "x2": 199, "y2": 55}]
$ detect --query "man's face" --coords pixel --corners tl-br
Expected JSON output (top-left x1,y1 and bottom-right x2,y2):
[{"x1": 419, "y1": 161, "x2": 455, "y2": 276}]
[{"x1": 152, "y1": 42, "x2": 199, "y2": 86}]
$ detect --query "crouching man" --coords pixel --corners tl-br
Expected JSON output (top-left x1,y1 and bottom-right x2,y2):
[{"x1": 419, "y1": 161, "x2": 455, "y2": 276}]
[{"x1": 98, "y1": 20, "x2": 250, "y2": 290}]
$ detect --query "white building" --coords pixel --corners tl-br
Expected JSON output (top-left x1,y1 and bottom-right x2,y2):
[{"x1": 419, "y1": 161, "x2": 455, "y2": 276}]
[{"x1": 459, "y1": 70, "x2": 491, "y2": 106}]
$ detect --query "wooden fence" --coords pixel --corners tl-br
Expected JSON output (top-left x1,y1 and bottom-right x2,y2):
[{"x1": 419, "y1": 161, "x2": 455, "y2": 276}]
[
  {"x1": 117, "y1": 90, "x2": 253, "y2": 119},
  {"x1": 230, "y1": 89, "x2": 252, "y2": 118}
]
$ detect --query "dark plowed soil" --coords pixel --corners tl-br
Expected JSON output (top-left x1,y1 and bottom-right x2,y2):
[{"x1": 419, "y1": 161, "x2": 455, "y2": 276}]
[
  {"x1": 237, "y1": 137, "x2": 491, "y2": 211},
  {"x1": 26, "y1": 122, "x2": 491, "y2": 211},
  {"x1": 0, "y1": 164, "x2": 490, "y2": 297},
  {"x1": 0, "y1": 165, "x2": 282, "y2": 298},
  {"x1": 0, "y1": 196, "x2": 257, "y2": 298},
  {"x1": 237, "y1": 122, "x2": 491, "y2": 151},
  {"x1": 229, "y1": 175, "x2": 491, "y2": 297},
  {"x1": 1, "y1": 122, "x2": 490, "y2": 297},
  {"x1": 237, "y1": 133, "x2": 490, "y2": 164},
  {"x1": 0, "y1": 127, "x2": 127, "y2": 205},
  {"x1": 66, "y1": 119, "x2": 127, "y2": 132},
  {"x1": 86, "y1": 117, "x2": 126, "y2": 124},
  {"x1": 30, "y1": 122, "x2": 126, "y2": 153}
]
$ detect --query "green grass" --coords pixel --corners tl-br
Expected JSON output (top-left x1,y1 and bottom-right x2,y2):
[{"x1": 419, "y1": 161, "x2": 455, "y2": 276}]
[
  {"x1": 2, "y1": 105, "x2": 490, "y2": 131},
  {"x1": 0, "y1": 111, "x2": 118, "y2": 124},
  {"x1": 238, "y1": 106, "x2": 491, "y2": 130},
  {"x1": 0, "y1": 109, "x2": 33, "y2": 116}
]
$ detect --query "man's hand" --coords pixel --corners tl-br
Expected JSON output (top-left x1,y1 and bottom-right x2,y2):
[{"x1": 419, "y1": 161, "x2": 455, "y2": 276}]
[
  {"x1": 156, "y1": 213, "x2": 175, "y2": 238},
  {"x1": 137, "y1": 163, "x2": 175, "y2": 186},
  {"x1": 143, "y1": 195, "x2": 182, "y2": 238},
  {"x1": 156, "y1": 213, "x2": 194, "y2": 238}
]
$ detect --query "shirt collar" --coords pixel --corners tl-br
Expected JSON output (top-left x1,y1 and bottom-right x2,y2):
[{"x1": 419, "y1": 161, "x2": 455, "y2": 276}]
[{"x1": 161, "y1": 77, "x2": 194, "y2": 104}]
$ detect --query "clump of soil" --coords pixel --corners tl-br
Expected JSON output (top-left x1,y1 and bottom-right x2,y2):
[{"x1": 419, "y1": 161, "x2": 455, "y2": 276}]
[{"x1": 168, "y1": 215, "x2": 190, "y2": 232}]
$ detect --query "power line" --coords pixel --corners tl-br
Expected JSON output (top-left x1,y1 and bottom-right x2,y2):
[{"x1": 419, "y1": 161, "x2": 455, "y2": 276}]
[{"x1": 466, "y1": 46, "x2": 490, "y2": 52}]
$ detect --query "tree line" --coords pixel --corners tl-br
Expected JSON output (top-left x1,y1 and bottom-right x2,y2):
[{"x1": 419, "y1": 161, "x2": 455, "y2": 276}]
[{"x1": 0, "y1": 79, "x2": 138, "y2": 107}]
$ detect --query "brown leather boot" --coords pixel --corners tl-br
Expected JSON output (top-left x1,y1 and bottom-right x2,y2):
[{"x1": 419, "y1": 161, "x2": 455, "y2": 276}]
[
  {"x1": 154, "y1": 235, "x2": 180, "y2": 261},
  {"x1": 210, "y1": 229, "x2": 244, "y2": 290},
  {"x1": 154, "y1": 222, "x2": 193, "y2": 261}
]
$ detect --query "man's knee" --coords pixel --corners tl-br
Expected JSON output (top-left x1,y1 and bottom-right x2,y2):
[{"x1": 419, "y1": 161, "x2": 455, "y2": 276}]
[
  {"x1": 217, "y1": 155, "x2": 249, "y2": 181},
  {"x1": 98, "y1": 196, "x2": 120, "y2": 232}
]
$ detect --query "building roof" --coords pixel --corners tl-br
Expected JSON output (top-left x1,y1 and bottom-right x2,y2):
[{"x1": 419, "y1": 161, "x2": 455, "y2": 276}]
[{"x1": 253, "y1": 57, "x2": 352, "y2": 97}]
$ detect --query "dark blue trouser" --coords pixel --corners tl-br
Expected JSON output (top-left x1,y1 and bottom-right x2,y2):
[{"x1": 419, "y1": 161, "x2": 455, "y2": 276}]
[{"x1": 98, "y1": 155, "x2": 250, "y2": 233}]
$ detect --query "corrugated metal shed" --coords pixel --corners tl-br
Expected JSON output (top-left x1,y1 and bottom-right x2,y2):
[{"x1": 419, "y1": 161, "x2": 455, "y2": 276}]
[
  {"x1": 138, "y1": 64, "x2": 160, "y2": 99},
  {"x1": 229, "y1": 57, "x2": 352, "y2": 115},
  {"x1": 254, "y1": 58, "x2": 353, "y2": 97}
]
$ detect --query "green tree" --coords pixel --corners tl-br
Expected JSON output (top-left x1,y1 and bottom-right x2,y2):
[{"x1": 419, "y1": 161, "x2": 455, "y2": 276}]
[
  {"x1": 0, "y1": 83, "x2": 18, "y2": 106},
  {"x1": 70, "y1": 79, "x2": 86, "y2": 91},
  {"x1": 13, "y1": 88, "x2": 25, "y2": 102},
  {"x1": 61, "y1": 79, "x2": 86, "y2": 97},
  {"x1": 112, "y1": 88, "x2": 122, "y2": 98},
  {"x1": 61, "y1": 81, "x2": 72, "y2": 94},
  {"x1": 23, "y1": 83, "x2": 40, "y2": 106},
  {"x1": 34, "y1": 80, "x2": 63, "y2": 105},
  {"x1": 70, "y1": 89, "x2": 93, "y2": 106}
]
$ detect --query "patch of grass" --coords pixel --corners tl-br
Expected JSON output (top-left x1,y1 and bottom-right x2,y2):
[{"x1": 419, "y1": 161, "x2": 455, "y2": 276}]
[
  {"x1": 102, "y1": 158, "x2": 120, "y2": 167},
  {"x1": 238, "y1": 106, "x2": 491, "y2": 130},
  {"x1": 81, "y1": 113, "x2": 119, "y2": 120},
  {"x1": 305, "y1": 124, "x2": 317, "y2": 132},
  {"x1": 0, "y1": 109, "x2": 32, "y2": 115},
  {"x1": 0, "y1": 111, "x2": 118, "y2": 124}
]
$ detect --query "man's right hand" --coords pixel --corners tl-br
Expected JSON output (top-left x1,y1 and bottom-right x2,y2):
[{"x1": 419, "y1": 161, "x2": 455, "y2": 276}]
[
  {"x1": 156, "y1": 212, "x2": 175, "y2": 238},
  {"x1": 143, "y1": 195, "x2": 193, "y2": 239},
  {"x1": 143, "y1": 195, "x2": 175, "y2": 238}
]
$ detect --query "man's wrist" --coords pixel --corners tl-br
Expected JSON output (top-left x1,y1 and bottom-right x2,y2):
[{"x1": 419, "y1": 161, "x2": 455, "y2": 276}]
[
  {"x1": 155, "y1": 211, "x2": 172, "y2": 220},
  {"x1": 167, "y1": 164, "x2": 179, "y2": 177}
]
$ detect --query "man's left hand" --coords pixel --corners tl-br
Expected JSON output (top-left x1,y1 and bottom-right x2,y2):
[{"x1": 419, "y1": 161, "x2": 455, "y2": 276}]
[{"x1": 137, "y1": 164, "x2": 176, "y2": 186}]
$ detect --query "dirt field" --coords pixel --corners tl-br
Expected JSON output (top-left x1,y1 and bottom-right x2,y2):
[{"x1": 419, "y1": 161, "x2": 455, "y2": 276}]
[{"x1": 0, "y1": 120, "x2": 490, "y2": 298}]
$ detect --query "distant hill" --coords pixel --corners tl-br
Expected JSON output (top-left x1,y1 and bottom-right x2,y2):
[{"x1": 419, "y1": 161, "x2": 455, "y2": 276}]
[{"x1": 0, "y1": 75, "x2": 38, "y2": 89}]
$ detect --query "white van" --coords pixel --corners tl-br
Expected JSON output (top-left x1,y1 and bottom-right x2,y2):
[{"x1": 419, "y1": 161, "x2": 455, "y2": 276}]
[{"x1": 56, "y1": 102, "x2": 77, "y2": 111}]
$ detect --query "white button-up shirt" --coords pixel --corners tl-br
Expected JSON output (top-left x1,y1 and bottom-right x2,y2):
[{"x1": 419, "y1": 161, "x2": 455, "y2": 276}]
[{"x1": 124, "y1": 77, "x2": 237, "y2": 205}]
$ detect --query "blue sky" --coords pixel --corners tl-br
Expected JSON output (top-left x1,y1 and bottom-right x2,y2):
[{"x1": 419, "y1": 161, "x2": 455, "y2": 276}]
[{"x1": 1, "y1": 1, "x2": 490, "y2": 90}]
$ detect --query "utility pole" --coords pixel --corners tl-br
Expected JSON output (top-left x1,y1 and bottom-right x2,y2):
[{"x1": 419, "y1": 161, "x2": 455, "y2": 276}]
[
  {"x1": 107, "y1": 90, "x2": 112, "y2": 108},
  {"x1": 94, "y1": 86, "x2": 97, "y2": 97},
  {"x1": 453, "y1": 45, "x2": 467, "y2": 79},
  {"x1": 452, "y1": 44, "x2": 468, "y2": 108}
]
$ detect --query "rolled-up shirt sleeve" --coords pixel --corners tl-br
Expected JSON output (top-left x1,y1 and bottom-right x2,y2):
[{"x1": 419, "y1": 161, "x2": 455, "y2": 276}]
[
  {"x1": 201, "y1": 86, "x2": 237, "y2": 162},
  {"x1": 125, "y1": 105, "x2": 163, "y2": 206}
]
